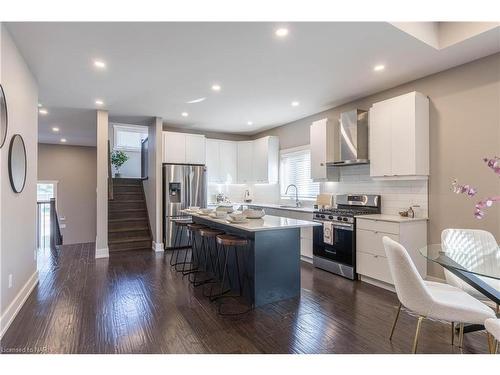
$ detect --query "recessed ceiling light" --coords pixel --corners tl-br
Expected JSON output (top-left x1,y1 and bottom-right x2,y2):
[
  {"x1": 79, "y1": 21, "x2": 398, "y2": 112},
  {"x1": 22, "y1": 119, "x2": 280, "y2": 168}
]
[
  {"x1": 291, "y1": 101, "x2": 300, "y2": 107},
  {"x1": 38, "y1": 103, "x2": 42, "y2": 108},
  {"x1": 374, "y1": 64, "x2": 385, "y2": 72},
  {"x1": 275, "y1": 28, "x2": 289, "y2": 37},
  {"x1": 39, "y1": 108, "x2": 48, "y2": 115},
  {"x1": 211, "y1": 84, "x2": 221, "y2": 92},
  {"x1": 95, "y1": 99, "x2": 104, "y2": 106},
  {"x1": 52, "y1": 127, "x2": 60, "y2": 132},
  {"x1": 247, "y1": 121, "x2": 253, "y2": 126},
  {"x1": 186, "y1": 97, "x2": 206, "y2": 104},
  {"x1": 93, "y1": 59, "x2": 106, "y2": 69},
  {"x1": 181, "y1": 112, "x2": 189, "y2": 117},
  {"x1": 60, "y1": 138, "x2": 67, "y2": 143}
]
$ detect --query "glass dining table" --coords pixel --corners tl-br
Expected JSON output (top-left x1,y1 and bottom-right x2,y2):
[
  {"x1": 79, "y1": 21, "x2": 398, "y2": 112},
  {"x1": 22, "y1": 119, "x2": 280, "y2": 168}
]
[{"x1": 419, "y1": 244, "x2": 500, "y2": 305}]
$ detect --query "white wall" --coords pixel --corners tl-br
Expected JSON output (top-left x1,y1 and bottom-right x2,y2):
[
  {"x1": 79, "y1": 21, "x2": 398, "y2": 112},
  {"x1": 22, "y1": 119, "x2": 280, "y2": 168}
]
[{"x1": 0, "y1": 24, "x2": 39, "y2": 337}]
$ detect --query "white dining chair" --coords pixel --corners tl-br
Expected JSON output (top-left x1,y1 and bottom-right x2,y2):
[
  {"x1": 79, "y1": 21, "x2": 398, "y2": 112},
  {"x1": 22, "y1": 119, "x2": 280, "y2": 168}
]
[
  {"x1": 485, "y1": 318, "x2": 500, "y2": 353},
  {"x1": 382, "y1": 236, "x2": 496, "y2": 353},
  {"x1": 441, "y1": 229, "x2": 500, "y2": 313}
]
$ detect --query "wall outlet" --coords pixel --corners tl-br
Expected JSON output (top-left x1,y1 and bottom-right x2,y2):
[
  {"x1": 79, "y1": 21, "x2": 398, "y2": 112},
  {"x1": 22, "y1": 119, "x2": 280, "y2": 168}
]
[
  {"x1": 60, "y1": 216, "x2": 66, "y2": 221},
  {"x1": 60, "y1": 224, "x2": 66, "y2": 229},
  {"x1": 8, "y1": 274, "x2": 13, "y2": 288}
]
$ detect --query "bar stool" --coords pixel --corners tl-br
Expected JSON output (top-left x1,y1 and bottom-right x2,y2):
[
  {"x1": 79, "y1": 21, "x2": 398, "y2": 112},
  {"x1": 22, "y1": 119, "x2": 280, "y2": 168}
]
[
  {"x1": 181, "y1": 223, "x2": 208, "y2": 276},
  {"x1": 169, "y1": 217, "x2": 192, "y2": 270},
  {"x1": 191, "y1": 227, "x2": 225, "y2": 287},
  {"x1": 211, "y1": 234, "x2": 252, "y2": 316}
]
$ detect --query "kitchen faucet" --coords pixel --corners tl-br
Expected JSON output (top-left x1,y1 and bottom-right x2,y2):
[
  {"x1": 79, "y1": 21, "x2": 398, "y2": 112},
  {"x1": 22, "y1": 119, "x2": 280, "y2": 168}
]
[{"x1": 285, "y1": 184, "x2": 301, "y2": 208}]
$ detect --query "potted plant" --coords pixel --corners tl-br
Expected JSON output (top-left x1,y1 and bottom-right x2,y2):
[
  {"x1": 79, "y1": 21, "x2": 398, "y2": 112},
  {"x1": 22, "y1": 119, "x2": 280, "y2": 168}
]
[{"x1": 111, "y1": 150, "x2": 129, "y2": 178}]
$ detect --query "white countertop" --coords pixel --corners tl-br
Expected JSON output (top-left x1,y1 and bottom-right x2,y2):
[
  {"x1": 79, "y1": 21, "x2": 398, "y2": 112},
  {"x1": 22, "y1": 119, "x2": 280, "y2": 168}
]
[
  {"x1": 184, "y1": 210, "x2": 320, "y2": 232},
  {"x1": 208, "y1": 202, "x2": 315, "y2": 213},
  {"x1": 355, "y1": 214, "x2": 428, "y2": 223}
]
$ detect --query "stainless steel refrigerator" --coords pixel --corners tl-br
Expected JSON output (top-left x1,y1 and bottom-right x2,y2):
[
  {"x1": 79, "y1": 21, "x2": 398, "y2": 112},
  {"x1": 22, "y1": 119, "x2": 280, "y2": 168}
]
[{"x1": 163, "y1": 163, "x2": 207, "y2": 248}]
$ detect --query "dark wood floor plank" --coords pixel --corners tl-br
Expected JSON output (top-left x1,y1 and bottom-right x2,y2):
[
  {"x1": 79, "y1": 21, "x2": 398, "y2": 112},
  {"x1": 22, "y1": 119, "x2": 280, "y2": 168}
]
[{"x1": 0, "y1": 243, "x2": 490, "y2": 354}]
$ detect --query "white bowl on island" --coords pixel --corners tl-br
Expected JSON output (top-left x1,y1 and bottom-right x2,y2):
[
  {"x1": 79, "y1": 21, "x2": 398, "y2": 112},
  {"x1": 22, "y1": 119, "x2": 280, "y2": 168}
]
[
  {"x1": 243, "y1": 208, "x2": 265, "y2": 219},
  {"x1": 229, "y1": 212, "x2": 247, "y2": 222}
]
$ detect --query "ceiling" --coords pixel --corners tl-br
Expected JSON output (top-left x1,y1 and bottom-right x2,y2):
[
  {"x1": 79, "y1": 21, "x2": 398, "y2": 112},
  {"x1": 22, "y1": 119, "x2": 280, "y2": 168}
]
[{"x1": 6, "y1": 22, "x2": 500, "y2": 146}]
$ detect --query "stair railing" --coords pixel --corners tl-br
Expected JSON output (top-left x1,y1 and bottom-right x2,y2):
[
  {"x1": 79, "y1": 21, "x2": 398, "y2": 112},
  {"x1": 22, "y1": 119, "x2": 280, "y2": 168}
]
[{"x1": 49, "y1": 198, "x2": 63, "y2": 250}]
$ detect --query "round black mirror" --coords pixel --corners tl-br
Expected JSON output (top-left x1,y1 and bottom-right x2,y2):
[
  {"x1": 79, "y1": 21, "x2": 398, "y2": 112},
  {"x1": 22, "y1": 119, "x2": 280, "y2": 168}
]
[
  {"x1": 0, "y1": 84, "x2": 7, "y2": 148},
  {"x1": 8, "y1": 134, "x2": 27, "y2": 193}
]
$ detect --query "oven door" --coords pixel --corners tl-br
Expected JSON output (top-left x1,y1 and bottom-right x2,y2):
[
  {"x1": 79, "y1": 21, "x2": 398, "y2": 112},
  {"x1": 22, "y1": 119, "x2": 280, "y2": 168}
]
[{"x1": 313, "y1": 221, "x2": 354, "y2": 266}]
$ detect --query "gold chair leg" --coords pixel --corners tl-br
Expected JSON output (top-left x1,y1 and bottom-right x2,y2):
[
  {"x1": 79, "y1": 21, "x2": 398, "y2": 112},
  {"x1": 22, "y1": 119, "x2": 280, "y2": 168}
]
[
  {"x1": 389, "y1": 303, "x2": 401, "y2": 340},
  {"x1": 487, "y1": 333, "x2": 495, "y2": 354},
  {"x1": 458, "y1": 323, "x2": 465, "y2": 349},
  {"x1": 412, "y1": 316, "x2": 425, "y2": 354},
  {"x1": 451, "y1": 322, "x2": 455, "y2": 346}
]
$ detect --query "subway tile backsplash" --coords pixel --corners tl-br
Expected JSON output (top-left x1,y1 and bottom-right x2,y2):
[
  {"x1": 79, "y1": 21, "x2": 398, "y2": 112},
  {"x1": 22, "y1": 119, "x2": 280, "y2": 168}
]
[{"x1": 208, "y1": 164, "x2": 428, "y2": 218}]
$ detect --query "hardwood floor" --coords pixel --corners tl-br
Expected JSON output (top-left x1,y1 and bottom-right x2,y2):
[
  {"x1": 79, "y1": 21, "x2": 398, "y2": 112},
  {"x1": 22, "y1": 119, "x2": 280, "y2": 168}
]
[{"x1": 0, "y1": 242, "x2": 490, "y2": 354}]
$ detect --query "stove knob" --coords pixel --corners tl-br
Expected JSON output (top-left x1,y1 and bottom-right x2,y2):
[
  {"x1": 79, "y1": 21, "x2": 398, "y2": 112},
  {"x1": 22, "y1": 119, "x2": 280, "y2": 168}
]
[
  {"x1": 337, "y1": 216, "x2": 342, "y2": 221},
  {"x1": 320, "y1": 215, "x2": 325, "y2": 219},
  {"x1": 342, "y1": 217, "x2": 348, "y2": 222},
  {"x1": 328, "y1": 215, "x2": 334, "y2": 220},
  {"x1": 315, "y1": 214, "x2": 321, "y2": 218}
]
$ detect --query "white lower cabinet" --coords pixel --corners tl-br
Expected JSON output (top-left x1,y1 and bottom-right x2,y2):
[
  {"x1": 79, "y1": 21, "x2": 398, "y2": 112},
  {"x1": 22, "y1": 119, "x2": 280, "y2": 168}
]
[{"x1": 356, "y1": 217, "x2": 427, "y2": 289}]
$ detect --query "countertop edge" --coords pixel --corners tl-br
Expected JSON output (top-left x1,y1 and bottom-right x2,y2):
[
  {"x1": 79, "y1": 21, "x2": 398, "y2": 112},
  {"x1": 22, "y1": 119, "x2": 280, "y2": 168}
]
[{"x1": 355, "y1": 214, "x2": 429, "y2": 223}]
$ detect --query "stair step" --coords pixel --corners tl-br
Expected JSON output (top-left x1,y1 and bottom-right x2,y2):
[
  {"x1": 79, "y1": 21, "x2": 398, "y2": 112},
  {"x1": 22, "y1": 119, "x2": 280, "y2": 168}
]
[
  {"x1": 109, "y1": 202, "x2": 146, "y2": 210},
  {"x1": 109, "y1": 226, "x2": 148, "y2": 233}
]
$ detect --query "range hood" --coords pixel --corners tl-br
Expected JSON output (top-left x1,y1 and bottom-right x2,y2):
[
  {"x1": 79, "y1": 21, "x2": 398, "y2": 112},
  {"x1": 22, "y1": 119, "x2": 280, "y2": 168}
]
[{"x1": 329, "y1": 109, "x2": 369, "y2": 166}]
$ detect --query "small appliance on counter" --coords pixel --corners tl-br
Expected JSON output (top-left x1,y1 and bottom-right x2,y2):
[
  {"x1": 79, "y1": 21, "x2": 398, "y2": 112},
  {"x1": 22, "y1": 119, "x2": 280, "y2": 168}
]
[
  {"x1": 314, "y1": 193, "x2": 334, "y2": 210},
  {"x1": 243, "y1": 189, "x2": 253, "y2": 203},
  {"x1": 312, "y1": 194, "x2": 381, "y2": 280}
]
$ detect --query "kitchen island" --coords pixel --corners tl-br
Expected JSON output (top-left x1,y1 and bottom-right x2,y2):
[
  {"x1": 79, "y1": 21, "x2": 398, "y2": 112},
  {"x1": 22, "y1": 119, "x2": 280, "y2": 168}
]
[{"x1": 186, "y1": 211, "x2": 320, "y2": 307}]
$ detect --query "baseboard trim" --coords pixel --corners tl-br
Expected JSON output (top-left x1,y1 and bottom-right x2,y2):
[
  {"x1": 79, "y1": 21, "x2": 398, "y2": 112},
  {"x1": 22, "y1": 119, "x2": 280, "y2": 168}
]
[
  {"x1": 300, "y1": 255, "x2": 313, "y2": 264},
  {"x1": 0, "y1": 270, "x2": 39, "y2": 338},
  {"x1": 152, "y1": 241, "x2": 164, "y2": 252},
  {"x1": 95, "y1": 246, "x2": 109, "y2": 259},
  {"x1": 359, "y1": 275, "x2": 396, "y2": 293}
]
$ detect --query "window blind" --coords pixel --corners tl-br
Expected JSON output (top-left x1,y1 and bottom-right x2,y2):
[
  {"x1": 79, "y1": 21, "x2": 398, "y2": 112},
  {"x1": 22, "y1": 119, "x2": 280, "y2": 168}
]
[{"x1": 280, "y1": 148, "x2": 320, "y2": 200}]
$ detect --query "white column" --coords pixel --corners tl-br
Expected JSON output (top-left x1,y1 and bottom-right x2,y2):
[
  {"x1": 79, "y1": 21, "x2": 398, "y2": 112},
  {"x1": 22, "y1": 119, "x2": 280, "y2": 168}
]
[
  {"x1": 95, "y1": 110, "x2": 109, "y2": 258},
  {"x1": 144, "y1": 117, "x2": 163, "y2": 252}
]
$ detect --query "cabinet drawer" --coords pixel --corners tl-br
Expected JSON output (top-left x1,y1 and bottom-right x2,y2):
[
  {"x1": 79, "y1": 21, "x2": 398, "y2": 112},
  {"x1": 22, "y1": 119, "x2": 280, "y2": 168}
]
[
  {"x1": 357, "y1": 229, "x2": 399, "y2": 257},
  {"x1": 356, "y1": 218, "x2": 399, "y2": 235},
  {"x1": 357, "y1": 251, "x2": 393, "y2": 285}
]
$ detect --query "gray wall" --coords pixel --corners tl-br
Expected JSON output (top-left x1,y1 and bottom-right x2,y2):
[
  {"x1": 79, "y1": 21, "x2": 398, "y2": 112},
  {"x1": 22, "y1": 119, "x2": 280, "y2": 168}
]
[
  {"x1": 0, "y1": 24, "x2": 38, "y2": 335},
  {"x1": 255, "y1": 53, "x2": 500, "y2": 278},
  {"x1": 38, "y1": 144, "x2": 97, "y2": 245}
]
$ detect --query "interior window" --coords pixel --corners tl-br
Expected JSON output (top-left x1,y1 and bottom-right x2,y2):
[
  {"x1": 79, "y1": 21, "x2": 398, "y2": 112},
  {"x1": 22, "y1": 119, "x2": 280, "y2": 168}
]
[{"x1": 113, "y1": 124, "x2": 148, "y2": 152}]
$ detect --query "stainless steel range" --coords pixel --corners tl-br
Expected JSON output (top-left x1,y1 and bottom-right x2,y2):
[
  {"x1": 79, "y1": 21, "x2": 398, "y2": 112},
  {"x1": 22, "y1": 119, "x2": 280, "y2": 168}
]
[{"x1": 313, "y1": 194, "x2": 381, "y2": 280}]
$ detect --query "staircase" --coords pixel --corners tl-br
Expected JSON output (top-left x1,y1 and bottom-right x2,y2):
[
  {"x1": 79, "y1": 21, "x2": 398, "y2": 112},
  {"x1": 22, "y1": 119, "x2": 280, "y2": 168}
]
[{"x1": 108, "y1": 178, "x2": 152, "y2": 253}]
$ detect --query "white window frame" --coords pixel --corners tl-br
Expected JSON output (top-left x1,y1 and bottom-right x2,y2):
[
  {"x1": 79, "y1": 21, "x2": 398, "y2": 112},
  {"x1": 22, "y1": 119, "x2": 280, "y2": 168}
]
[
  {"x1": 279, "y1": 145, "x2": 319, "y2": 202},
  {"x1": 37, "y1": 180, "x2": 58, "y2": 207},
  {"x1": 112, "y1": 123, "x2": 148, "y2": 152}
]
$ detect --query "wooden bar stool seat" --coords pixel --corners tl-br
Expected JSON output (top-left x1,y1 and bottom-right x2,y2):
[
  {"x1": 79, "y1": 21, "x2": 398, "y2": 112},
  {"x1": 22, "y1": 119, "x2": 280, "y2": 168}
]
[
  {"x1": 199, "y1": 228, "x2": 224, "y2": 238},
  {"x1": 216, "y1": 234, "x2": 248, "y2": 247},
  {"x1": 187, "y1": 223, "x2": 207, "y2": 231}
]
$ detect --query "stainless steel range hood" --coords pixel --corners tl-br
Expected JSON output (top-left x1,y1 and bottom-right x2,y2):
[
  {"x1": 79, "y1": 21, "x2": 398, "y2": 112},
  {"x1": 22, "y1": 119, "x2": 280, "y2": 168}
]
[{"x1": 329, "y1": 109, "x2": 369, "y2": 166}]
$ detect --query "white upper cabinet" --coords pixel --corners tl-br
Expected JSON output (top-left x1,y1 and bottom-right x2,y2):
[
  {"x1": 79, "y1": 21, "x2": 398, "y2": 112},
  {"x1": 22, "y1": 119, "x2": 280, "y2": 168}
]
[
  {"x1": 219, "y1": 141, "x2": 238, "y2": 183},
  {"x1": 237, "y1": 141, "x2": 254, "y2": 183},
  {"x1": 310, "y1": 118, "x2": 338, "y2": 181},
  {"x1": 162, "y1": 131, "x2": 206, "y2": 164},
  {"x1": 206, "y1": 139, "x2": 221, "y2": 182},
  {"x1": 237, "y1": 137, "x2": 279, "y2": 184},
  {"x1": 185, "y1": 134, "x2": 206, "y2": 164},
  {"x1": 206, "y1": 139, "x2": 238, "y2": 183},
  {"x1": 369, "y1": 91, "x2": 429, "y2": 179},
  {"x1": 251, "y1": 136, "x2": 279, "y2": 184},
  {"x1": 163, "y1": 131, "x2": 186, "y2": 164}
]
